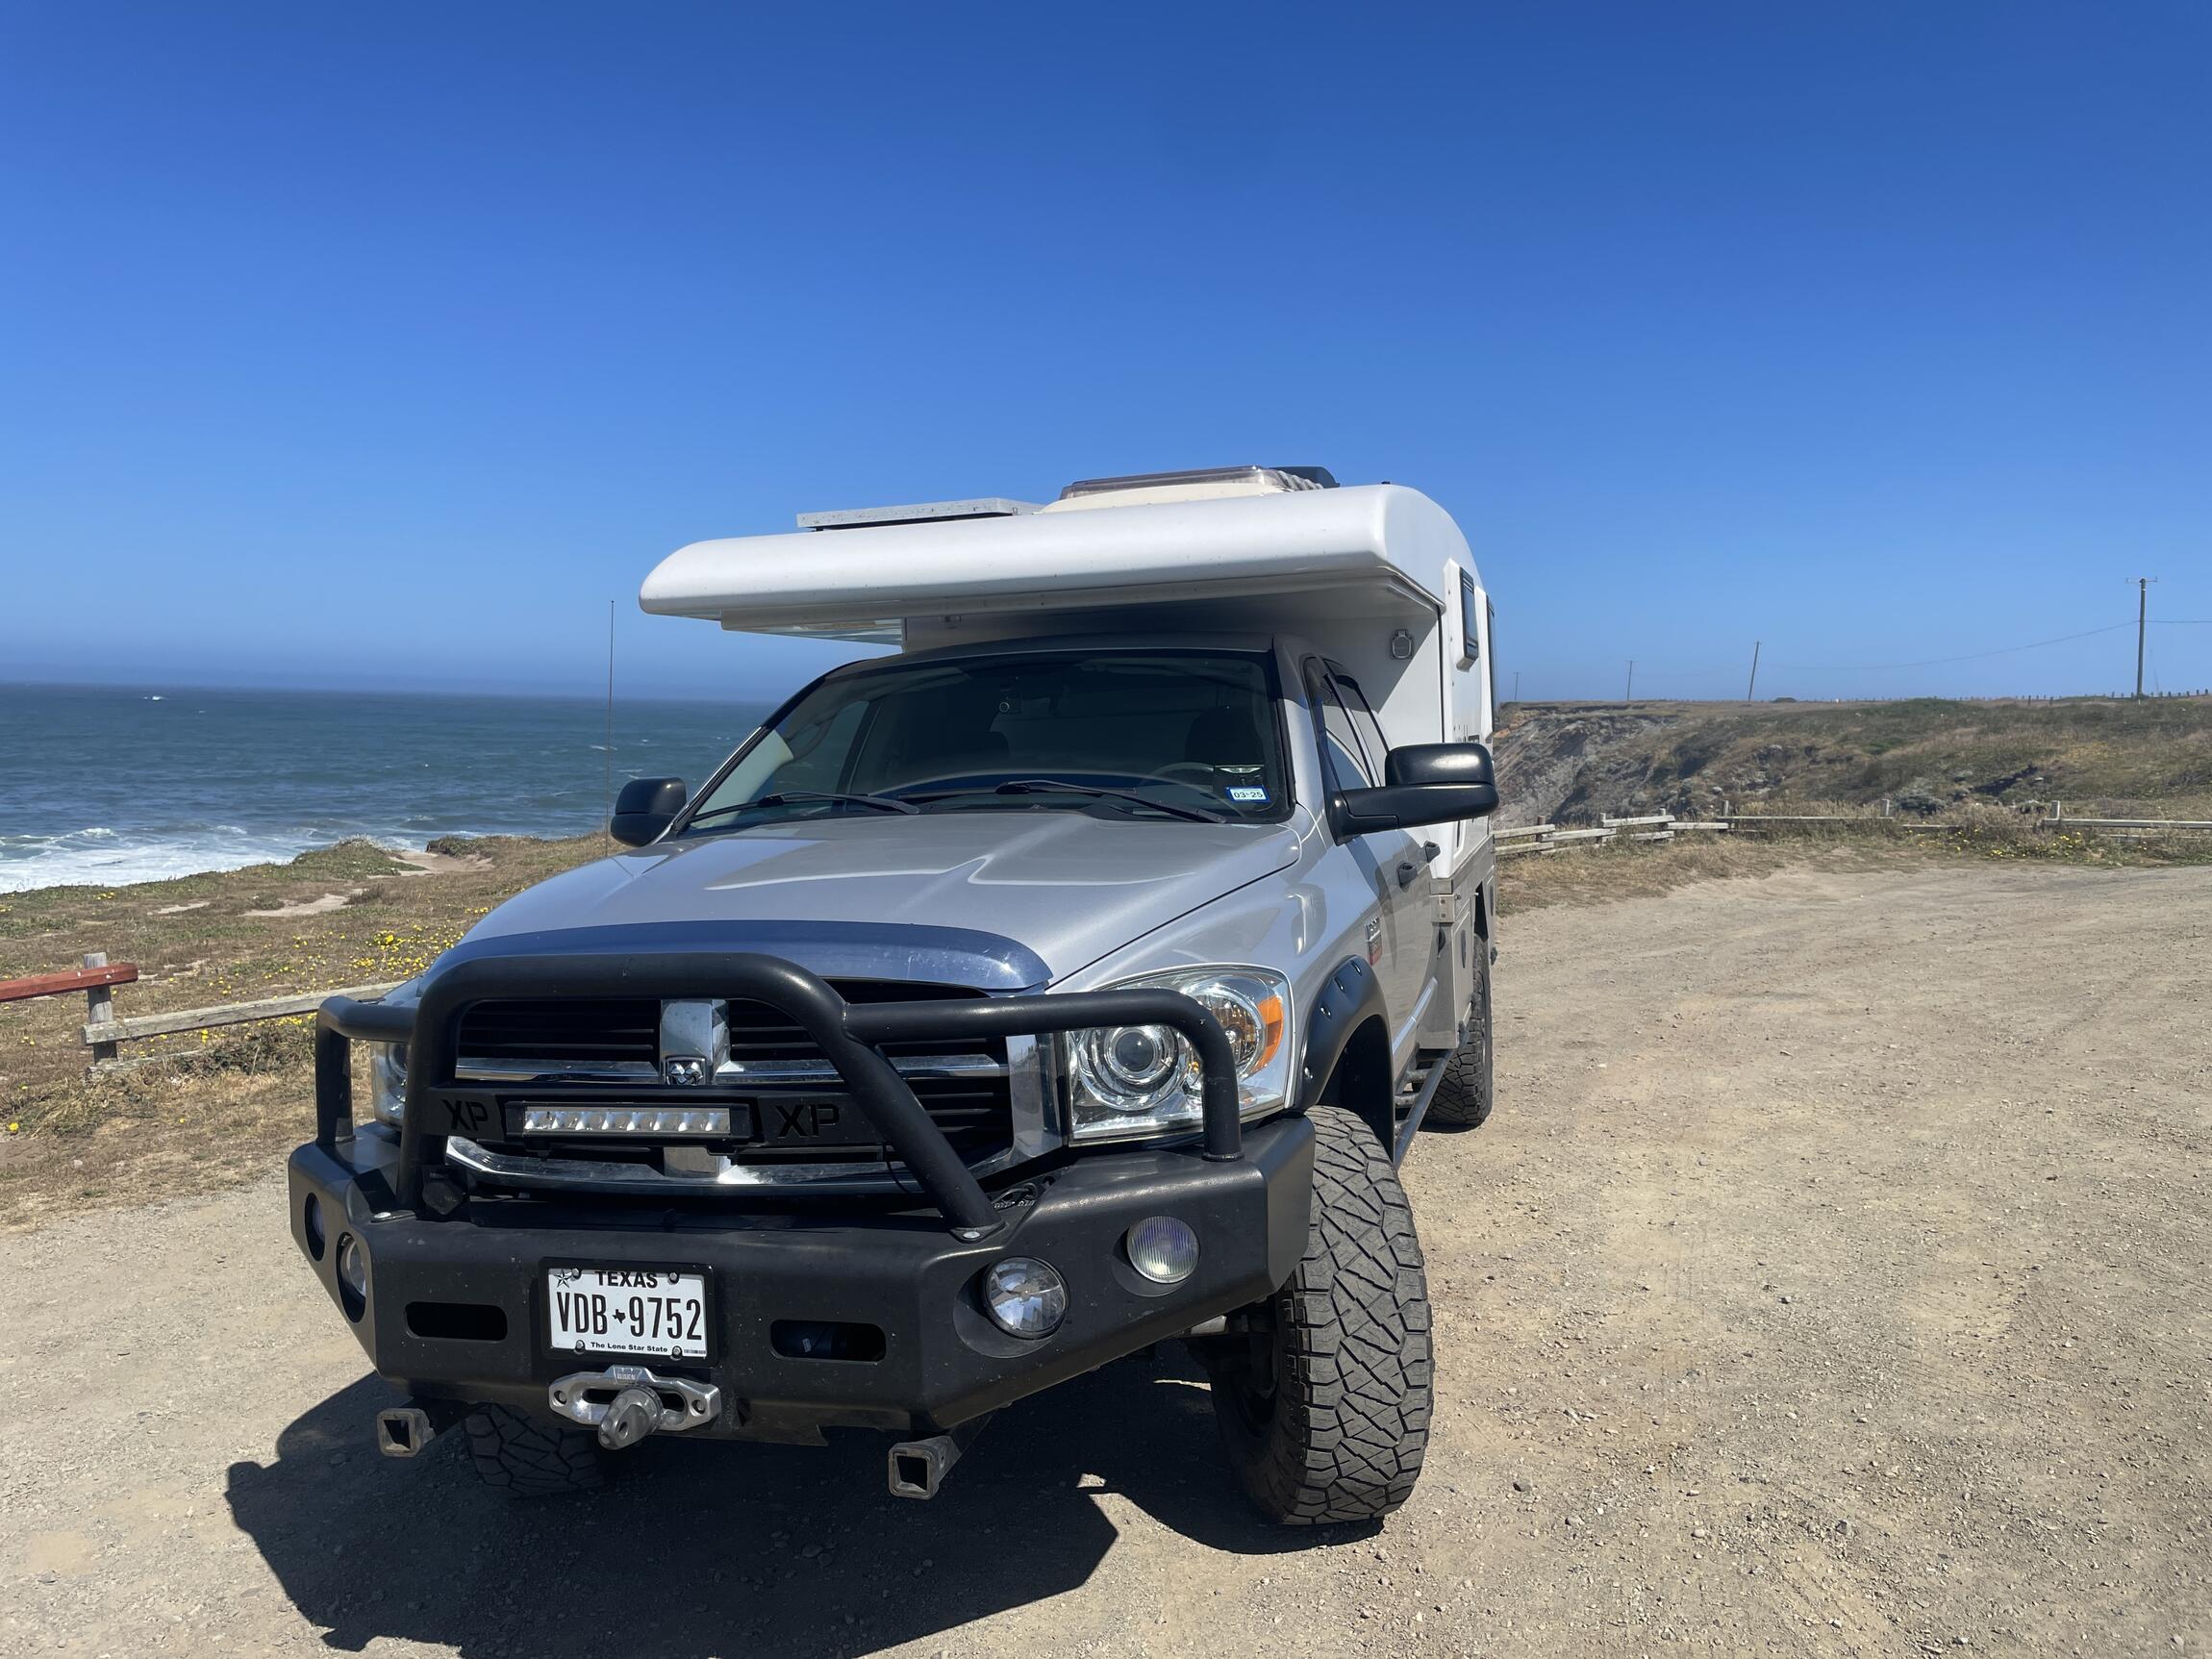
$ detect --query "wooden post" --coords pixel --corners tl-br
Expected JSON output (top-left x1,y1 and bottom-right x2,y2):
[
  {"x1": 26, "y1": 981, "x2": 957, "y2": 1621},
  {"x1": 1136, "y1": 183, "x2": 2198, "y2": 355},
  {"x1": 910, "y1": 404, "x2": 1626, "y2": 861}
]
[{"x1": 84, "y1": 951, "x2": 118, "y2": 1067}]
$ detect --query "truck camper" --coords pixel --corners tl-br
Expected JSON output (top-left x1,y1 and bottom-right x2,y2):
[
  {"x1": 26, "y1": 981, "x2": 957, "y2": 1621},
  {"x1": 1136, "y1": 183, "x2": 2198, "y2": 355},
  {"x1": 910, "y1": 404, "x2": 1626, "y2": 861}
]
[{"x1": 294, "y1": 465, "x2": 1502, "y2": 1523}]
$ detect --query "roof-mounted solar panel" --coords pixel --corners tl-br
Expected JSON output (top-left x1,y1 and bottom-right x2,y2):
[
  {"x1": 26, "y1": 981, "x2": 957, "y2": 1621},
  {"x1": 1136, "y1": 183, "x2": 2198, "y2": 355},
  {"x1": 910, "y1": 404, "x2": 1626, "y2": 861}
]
[{"x1": 1055, "y1": 465, "x2": 1337, "y2": 502}]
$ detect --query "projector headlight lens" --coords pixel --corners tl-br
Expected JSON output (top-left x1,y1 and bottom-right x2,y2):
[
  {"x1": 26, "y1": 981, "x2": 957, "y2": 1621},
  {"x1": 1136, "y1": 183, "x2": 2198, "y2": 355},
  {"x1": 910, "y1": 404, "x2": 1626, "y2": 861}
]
[
  {"x1": 980, "y1": 1258, "x2": 1067, "y2": 1339},
  {"x1": 1068, "y1": 968, "x2": 1291, "y2": 1144},
  {"x1": 368, "y1": 1041, "x2": 409, "y2": 1126},
  {"x1": 1125, "y1": 1216, "x2": 1199, "y2": 1285}
]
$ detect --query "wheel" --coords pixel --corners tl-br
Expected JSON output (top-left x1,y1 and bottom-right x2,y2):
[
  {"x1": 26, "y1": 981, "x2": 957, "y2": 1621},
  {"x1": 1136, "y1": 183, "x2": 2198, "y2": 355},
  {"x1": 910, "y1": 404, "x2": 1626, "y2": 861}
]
[
  {"x1": 463, "y1": 1403, "x2": 606, "y2": 1496},
  {"x1": 1202, "y1": 1103, "x2": 1432, "y2": 1524},
  {"x1": 1423, "y1": 945, "x2": 1494, "y2": 1128}
]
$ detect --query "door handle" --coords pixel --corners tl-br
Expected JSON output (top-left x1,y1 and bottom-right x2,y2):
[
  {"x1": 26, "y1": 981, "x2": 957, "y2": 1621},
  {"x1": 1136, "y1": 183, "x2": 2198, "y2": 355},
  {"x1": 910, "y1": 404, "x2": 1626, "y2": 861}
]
[{"x1": 1395, "y1": 861, "x2": 1419, "y2": 889}]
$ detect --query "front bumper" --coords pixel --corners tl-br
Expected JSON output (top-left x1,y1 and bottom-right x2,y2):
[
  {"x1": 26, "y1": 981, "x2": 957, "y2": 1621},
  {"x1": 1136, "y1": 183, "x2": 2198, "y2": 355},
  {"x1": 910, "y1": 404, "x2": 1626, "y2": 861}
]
[{"x1": 289, "y1": 1116, "x2": 1312, "y2": 1441}]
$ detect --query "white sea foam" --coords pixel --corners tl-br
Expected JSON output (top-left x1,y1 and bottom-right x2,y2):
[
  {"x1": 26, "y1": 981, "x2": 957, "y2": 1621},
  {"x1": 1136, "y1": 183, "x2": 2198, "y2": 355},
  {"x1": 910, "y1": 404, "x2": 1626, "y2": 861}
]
[{"x1": 0, "y1": 825, "x2": 431, "y2": 894}]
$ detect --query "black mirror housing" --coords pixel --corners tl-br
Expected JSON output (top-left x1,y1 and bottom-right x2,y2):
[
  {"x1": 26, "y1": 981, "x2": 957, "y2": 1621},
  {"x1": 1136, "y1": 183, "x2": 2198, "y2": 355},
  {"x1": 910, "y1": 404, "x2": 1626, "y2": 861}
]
[
  {"x1": 1383, "y1": 742, "x2": 1496, "y2": 791},
  {"x1": 610, "y1": 777, "x2": 689, "y2": 847},
  {"x1": 1332, "y1": 742, "x2": 1499, "y2": 837}
]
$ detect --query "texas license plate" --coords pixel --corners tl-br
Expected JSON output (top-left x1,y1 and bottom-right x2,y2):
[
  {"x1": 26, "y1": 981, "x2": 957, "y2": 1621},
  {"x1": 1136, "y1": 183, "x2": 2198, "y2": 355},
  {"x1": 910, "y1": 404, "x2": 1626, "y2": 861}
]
[{"x1": 546, "y1": 1266, "x2": 709, "y2": 1360}]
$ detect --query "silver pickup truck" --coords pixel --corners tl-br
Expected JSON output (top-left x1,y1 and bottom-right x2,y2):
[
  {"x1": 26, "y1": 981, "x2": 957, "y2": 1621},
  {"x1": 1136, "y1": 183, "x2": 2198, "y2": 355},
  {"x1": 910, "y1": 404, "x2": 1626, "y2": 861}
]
[{"x1": 291, "y1": 465, "x2": 1501, "y2": 1525}]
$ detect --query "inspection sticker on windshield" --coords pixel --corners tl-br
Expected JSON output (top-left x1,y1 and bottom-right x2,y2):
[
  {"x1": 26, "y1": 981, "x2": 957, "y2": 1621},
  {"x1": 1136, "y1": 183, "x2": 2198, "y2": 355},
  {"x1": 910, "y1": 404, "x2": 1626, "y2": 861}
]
[
  {"x1": 547, "y1": 1266, "x2": 709, "y2": 1359},
  {"x1": 1225, "y1": 786, "x2": 1269, "y2": 803}
]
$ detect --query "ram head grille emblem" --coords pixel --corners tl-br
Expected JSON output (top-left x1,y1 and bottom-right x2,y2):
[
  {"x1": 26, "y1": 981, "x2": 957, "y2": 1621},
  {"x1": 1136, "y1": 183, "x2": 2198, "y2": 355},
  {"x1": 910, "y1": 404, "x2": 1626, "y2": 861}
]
[{"x1": 658, "y1": 999, "x2": 728, "y2": 1090}]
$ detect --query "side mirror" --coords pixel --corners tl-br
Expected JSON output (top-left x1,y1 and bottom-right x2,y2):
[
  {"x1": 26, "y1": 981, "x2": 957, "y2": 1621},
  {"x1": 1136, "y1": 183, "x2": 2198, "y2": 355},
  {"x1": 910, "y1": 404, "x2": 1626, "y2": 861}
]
[
  {"x1": 610, "y1": 777, "x2": 689, "y2": 847},
  {"x1": 1332, "y1": 742, "x2": 1499, "y2": 837}
]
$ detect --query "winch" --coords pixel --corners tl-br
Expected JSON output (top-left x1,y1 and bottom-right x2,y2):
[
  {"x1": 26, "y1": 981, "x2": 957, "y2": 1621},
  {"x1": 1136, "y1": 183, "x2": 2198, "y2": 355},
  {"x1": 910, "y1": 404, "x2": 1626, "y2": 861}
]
[{"x1": 547, "y1": 1365, "x2": 722, "y2": 1449}]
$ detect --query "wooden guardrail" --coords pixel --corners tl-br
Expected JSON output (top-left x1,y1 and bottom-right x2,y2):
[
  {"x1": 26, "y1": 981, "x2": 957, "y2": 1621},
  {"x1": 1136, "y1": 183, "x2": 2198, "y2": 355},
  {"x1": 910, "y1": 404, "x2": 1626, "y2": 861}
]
[
  {"x1": 1496, "y1": 816, "x2": 1731, "y2": 856},
  {"x1": 2040, "y1": 817, "x2": 2212, "y2": 832},
  {"x1": 0, "y1": 954, "x2": 142, "y2": 1066},
  {"x1": 79, "y1": 980, "x2": 404, "y2": 1055},
  {"x1": 1498, "y1": 808, "x2": 2212, "y2": 859},
  {"x1": 0, "y1": 954, "x2": 400, "y2": 1076}
]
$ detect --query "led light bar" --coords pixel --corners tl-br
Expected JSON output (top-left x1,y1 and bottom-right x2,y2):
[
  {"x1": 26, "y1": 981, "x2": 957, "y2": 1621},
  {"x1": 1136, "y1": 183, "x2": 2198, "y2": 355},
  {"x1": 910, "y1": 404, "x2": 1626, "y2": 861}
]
[{"x1": 520, "y1": 1106, "x2": 732, "y2": 1137}]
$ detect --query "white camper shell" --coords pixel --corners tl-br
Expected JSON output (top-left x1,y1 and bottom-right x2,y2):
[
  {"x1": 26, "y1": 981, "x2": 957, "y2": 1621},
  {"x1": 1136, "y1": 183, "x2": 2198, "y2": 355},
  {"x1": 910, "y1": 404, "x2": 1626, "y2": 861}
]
[
  {"x1": 643, "y1": 467, "x2": 1500, "y2": 1037},
  {"x1": 641, "y1": 467, "x2": 1499, "y2": 757}
]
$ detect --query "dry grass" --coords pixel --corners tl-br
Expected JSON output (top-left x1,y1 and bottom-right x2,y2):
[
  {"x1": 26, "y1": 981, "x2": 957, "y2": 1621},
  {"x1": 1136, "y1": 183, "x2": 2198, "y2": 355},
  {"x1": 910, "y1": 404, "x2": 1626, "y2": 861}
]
[
  {"x1": 1499, "y1": 804, "x2": 2212, "y2": 913},
  {"x1": 0, "y1": 834, "x2": 604, "y2": 1227},
  {"x1": 1500, "y1": 693, "x2": 2212, "y2": 824}
]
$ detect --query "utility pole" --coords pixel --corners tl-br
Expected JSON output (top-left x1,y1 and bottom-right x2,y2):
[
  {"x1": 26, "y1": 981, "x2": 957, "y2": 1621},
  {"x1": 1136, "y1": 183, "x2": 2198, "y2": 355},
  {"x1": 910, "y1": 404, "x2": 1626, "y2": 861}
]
[
  {"x1": 2134, "y1": 578, "x2": 2155, "y2": 698},
  {"x1": 604, "y1": 599, "x2": 616, "y2": 845},
  {"x1": 1624, "y1": 660, "x2": 1635, "y2": 703},
  {"x1": 1747, "y1": 641, "x2": 1761, "y2": 701}
]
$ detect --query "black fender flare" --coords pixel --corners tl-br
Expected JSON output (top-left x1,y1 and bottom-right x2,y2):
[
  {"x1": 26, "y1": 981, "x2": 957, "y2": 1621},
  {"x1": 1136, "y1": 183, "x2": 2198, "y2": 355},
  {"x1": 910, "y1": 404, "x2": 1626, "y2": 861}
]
[{"x1": 1295, "y1": 955, "x2": 1388, "y2": 1113}]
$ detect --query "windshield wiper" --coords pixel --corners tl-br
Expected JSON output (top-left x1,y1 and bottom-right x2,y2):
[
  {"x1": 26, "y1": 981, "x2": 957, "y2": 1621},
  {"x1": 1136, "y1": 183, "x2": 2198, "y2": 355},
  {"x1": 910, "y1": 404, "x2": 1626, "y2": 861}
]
[
  {"x1": 984, "y1": 779, "x2": 1225, "y2": 823},
  {"x1": 687, "y1": 790, "x2": 920, "y2": 826}
]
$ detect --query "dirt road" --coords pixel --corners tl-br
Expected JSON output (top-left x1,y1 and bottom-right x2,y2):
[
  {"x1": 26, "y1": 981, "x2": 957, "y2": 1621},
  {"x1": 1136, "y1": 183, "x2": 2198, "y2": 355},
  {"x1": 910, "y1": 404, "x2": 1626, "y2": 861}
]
[{"x1": 5, "y1": 863, "x2": 2208, "y2": 1657}]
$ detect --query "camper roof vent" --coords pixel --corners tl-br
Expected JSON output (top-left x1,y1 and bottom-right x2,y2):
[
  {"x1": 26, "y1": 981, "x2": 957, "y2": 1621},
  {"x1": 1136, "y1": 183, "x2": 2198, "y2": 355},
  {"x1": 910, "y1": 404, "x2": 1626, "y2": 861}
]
[{"x1": 797, "y1": 497, "x2": 1041, "y2": 532}]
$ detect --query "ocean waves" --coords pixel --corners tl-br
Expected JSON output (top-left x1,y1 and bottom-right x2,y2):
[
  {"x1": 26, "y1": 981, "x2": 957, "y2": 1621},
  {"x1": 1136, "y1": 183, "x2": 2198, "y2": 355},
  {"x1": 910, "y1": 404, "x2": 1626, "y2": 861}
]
[
  {"x1": 0, "y1": 683, "x2": 760, "y2": 894},
  {"x1": 0, "y1": 823, "x2": 415, "y2": 894}
]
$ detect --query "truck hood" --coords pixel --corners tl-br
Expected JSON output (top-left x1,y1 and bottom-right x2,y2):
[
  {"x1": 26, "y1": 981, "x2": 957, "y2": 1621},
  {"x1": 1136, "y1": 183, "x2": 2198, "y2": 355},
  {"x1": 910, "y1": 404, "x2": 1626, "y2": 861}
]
[{"x1": 461, "y1": 813, "x2": 1304, "y2": 988}]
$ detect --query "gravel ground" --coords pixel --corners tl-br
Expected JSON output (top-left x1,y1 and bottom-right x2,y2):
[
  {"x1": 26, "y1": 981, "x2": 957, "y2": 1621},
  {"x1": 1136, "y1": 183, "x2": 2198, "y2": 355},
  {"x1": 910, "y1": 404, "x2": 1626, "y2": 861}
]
[{"x1": 3, "y1": 862, "x2": 2208, "y2": 1658}]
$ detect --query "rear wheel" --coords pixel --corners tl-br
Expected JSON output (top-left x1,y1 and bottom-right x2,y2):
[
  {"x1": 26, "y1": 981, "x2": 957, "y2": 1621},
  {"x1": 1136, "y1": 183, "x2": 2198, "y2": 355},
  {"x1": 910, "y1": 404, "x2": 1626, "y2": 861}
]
[
  {"x1": 1423, "y1": 945, "x2": 1494, "y2": 1128},
  {"x1": 1202, "y1": 1104, "x2": 1432, "y2": 1524},
  {"x1": 464, "y1": 1404, "x2": 605, "y2": 1497}
]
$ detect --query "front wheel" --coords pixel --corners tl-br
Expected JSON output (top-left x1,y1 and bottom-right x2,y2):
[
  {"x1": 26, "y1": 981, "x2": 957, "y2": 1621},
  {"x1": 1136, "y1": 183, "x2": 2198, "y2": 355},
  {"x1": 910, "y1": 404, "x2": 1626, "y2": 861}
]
[{"x1": 1201, "y1": 1104, "x2": 1433, "y2": 1524}]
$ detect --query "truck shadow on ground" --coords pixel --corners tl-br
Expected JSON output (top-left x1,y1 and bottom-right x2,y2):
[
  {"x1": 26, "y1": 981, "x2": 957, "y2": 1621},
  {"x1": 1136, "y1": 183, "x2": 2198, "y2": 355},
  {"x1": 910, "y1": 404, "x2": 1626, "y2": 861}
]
[{"x1": 226, "y1": 1347, "x2": 1365, "y2": 1658}]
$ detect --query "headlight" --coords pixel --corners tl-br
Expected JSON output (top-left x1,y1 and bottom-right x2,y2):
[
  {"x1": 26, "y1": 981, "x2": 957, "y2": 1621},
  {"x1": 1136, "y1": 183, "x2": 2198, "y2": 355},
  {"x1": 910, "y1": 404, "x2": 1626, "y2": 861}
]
[
  {"x1": 1068, "y1": 967, "x2": 1292, "y2": 1144},
  {"x1": 368, "y1": 1041, "x2": 408, "y2": 1126}
]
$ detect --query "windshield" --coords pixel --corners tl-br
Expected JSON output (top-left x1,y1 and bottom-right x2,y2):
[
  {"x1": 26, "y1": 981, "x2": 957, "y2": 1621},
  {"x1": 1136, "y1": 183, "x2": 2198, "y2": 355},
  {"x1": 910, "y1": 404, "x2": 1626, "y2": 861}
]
[{"x1": 682, "y1": 650, "x2": 1288, "y2": 830}]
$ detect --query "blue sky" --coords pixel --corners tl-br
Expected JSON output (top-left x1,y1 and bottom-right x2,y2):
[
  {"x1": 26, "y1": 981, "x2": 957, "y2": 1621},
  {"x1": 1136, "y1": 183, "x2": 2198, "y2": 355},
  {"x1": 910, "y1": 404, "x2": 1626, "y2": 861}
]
[{"x1": 2, "y1": 2, "x2": 2206, "y2": 704}]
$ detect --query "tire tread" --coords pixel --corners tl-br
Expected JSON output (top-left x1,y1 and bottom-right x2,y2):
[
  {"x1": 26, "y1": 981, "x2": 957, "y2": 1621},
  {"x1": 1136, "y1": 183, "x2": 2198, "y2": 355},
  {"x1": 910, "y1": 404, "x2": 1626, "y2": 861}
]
[
  {"x1": 1219, "y1": 1104, "x2": 1433, "y2": 1524},
  {"x1": 464, "y1": 1404, "x2": 605, "y2": 1497}
]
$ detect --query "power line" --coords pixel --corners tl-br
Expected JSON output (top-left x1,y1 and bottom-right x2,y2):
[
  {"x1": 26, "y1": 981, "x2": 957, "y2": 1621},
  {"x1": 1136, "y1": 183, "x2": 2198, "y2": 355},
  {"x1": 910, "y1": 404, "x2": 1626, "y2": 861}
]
[
  {"x1": 1502, "y1": 610, "x2": 2212, "y2": 697},
  {"x1": 1628, "y1": 665, "x2": 1742, "y2": 682},
  {"x1": 1775, "y1": 620, "x2": 2135, "y2": 674}
]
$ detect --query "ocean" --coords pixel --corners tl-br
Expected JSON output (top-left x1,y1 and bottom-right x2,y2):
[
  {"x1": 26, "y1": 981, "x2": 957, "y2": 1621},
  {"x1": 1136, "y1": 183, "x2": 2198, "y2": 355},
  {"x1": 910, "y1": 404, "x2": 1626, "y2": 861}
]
[{"x1": 0, "y1": 683, "x2": 768, "y2": 893}]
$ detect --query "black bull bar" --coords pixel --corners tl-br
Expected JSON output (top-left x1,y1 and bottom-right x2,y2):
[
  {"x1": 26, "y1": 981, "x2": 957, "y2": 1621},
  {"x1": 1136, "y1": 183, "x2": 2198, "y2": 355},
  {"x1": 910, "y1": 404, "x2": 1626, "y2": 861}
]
[{"x1": 315, "y1": 951, "x2": 1244, "y2": 1238}]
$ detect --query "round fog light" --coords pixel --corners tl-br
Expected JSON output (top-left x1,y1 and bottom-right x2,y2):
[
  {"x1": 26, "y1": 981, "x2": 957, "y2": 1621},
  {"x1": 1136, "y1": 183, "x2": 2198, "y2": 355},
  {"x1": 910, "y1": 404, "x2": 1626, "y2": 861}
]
[
  {"x1": 980, "y1": 1257, "x2": 1066, "y2": 1340},
  {"x1": 335, "y1": 1232, "x2": 368, "y2": 1312},
  {"x1": 1125, "y1": 1216, "x2": 1199, "y2": 1285}
]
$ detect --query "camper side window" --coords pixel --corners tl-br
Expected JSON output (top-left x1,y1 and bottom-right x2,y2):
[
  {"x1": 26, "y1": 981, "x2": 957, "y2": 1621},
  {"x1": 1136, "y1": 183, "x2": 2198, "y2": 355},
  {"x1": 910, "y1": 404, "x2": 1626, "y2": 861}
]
[{"x1": 1486, "y1": 596, "x2": 1498, "y2": 718}]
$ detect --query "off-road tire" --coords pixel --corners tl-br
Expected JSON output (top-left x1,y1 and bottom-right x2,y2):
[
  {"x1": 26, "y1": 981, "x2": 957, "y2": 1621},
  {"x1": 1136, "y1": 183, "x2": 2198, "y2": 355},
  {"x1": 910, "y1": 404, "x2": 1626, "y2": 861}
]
[
  {"x1": 1207, "y1": 1103, "x2": 1432, "y2": 1524},
  {"x1": 1423, "y1": 946, "x2": 1494, "y2": 1128},
  {"x1": 464, "y1": 1404, "x2": 606, "y2": 1496}
]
